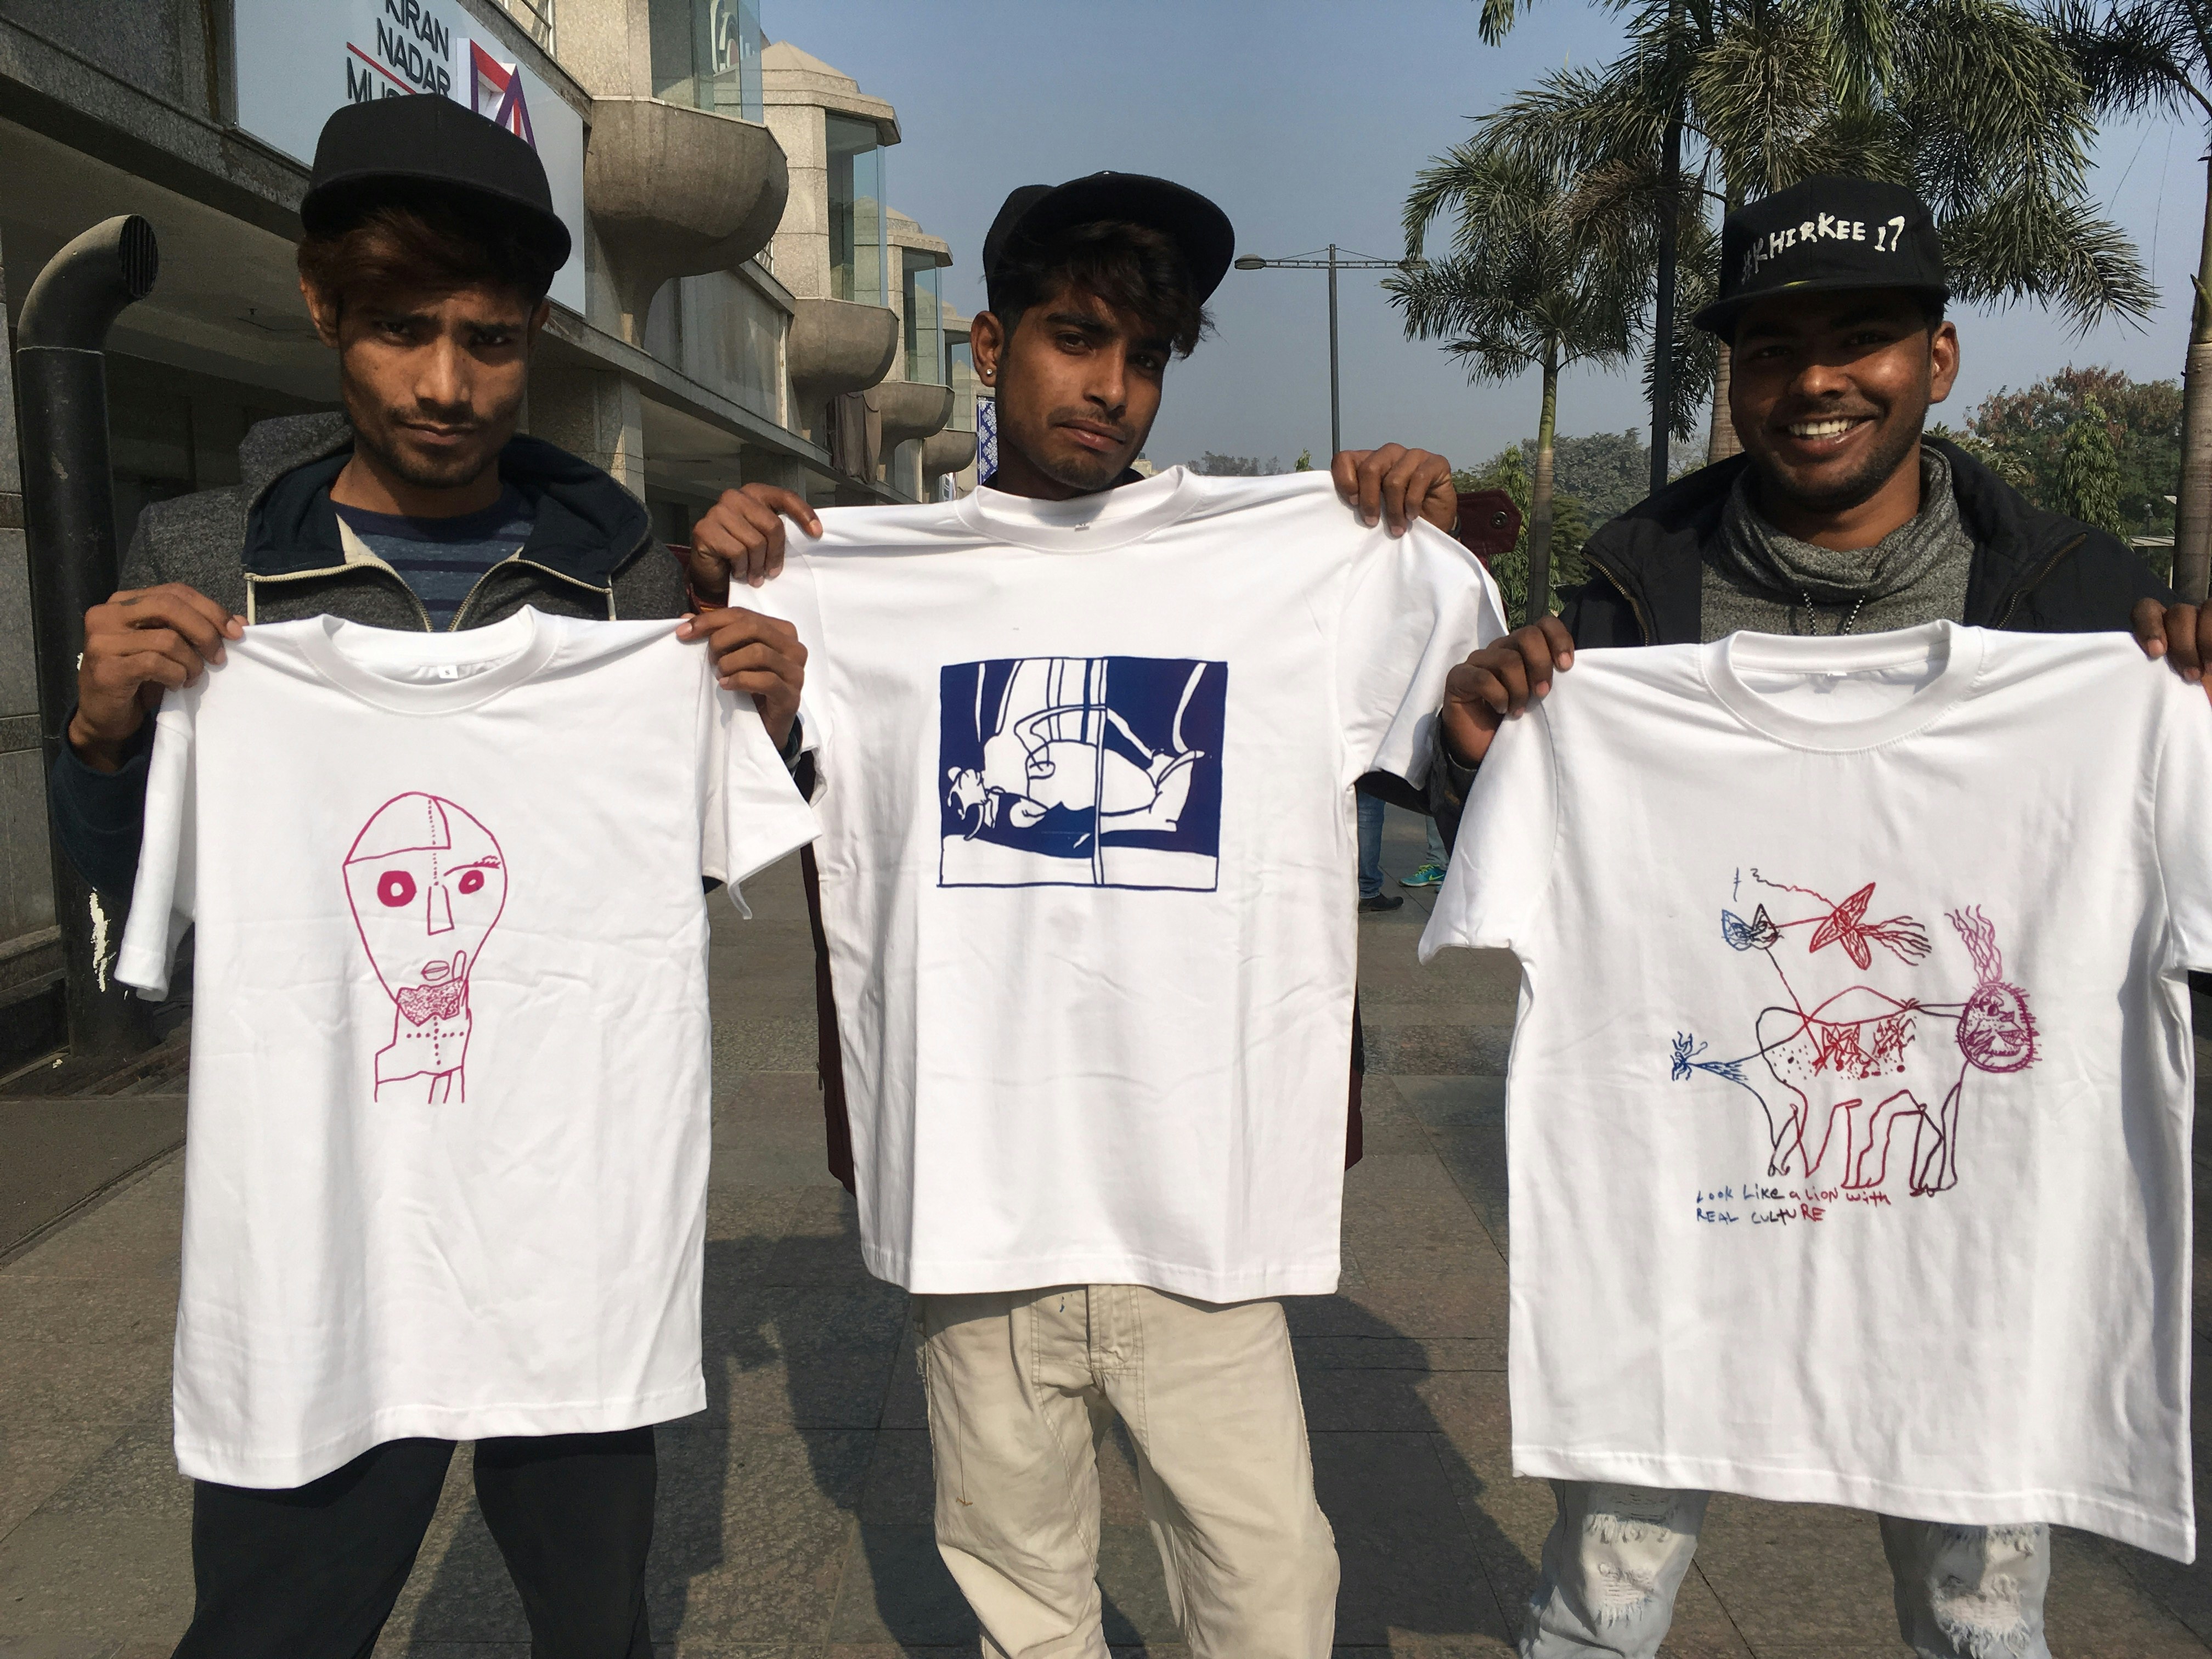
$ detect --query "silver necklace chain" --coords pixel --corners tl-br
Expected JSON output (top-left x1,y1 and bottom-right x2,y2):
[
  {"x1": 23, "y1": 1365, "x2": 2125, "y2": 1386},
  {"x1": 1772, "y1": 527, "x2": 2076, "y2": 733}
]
[{"x1": 1798, "y1": 591, "x2": 1866, "y2": 637}]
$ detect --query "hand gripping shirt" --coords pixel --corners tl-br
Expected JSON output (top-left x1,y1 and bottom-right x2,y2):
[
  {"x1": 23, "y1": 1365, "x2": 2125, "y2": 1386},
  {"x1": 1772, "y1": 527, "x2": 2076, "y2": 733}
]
[
  {"x1": 116, "y1": 608, "x2": 819, "y2": 1488},
  {"x1": 1421, "y1": 622, "x2": 2212, "y2": 1559},
  {"x1": 750, "y1": 468, "x2": 1505, "y2": 1300}
]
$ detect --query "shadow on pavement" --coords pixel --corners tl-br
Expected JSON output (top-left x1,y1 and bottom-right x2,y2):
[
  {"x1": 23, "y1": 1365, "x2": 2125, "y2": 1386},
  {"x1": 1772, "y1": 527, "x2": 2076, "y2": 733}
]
[
  {"x1": 646, "y1": 1209, "x2": 1532, "y2": 1651},
  {"x1": 399, "y1": 1226, "x2": 1532, "y2": 1651}
]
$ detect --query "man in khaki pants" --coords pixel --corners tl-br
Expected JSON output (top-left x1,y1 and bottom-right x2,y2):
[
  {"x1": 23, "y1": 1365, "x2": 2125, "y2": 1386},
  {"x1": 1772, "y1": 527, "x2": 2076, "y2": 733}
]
[
  {"x1": 920, "y1": 1284, "x2": 1334, "y2": 1655},
  {"x1": 731, "y1": 171, "x2": 1498, "y2": 1657}
]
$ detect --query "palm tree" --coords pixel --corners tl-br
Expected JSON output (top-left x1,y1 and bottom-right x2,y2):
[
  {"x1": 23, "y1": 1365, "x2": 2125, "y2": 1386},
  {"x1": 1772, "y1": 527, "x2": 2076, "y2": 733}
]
[
  {"x1": 1387, "y1": 138, "x2": 1646, "y2": 623},
  {"x1": 1474, "y1": 0, "x2": 2153, "y2": 466},
  {"x1": 1477, "y1": 0, "x2": 1696, "y2": 487},
  {"x1": 2051, "y1": 0, "x2": 2212, "y2": 597}
]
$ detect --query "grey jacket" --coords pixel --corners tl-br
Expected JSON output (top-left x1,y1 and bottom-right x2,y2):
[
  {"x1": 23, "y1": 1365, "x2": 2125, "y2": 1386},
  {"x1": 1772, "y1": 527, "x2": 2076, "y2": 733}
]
[{"x1": 53, "y1": 411, "x2": 687, "y2": 894}]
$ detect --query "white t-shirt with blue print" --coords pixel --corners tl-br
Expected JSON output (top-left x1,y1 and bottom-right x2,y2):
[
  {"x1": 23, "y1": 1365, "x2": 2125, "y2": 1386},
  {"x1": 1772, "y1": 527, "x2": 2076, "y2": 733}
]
[{"x1": 752, "y1": 469, "x2": 1506, "y2": 1302}]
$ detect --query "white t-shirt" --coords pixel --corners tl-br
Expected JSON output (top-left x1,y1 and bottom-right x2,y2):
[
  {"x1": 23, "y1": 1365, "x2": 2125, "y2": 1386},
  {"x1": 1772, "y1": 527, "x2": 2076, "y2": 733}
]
[
  {"x1": 1421, "y1": 621, "x2": 2212, "y2": 1559},
  {"x1": 117, "y1": 609, "x2": 818, "y2": 1488},
  {"x1": 752, "y1": 469, "x2": 1504, "y2": 1299}
]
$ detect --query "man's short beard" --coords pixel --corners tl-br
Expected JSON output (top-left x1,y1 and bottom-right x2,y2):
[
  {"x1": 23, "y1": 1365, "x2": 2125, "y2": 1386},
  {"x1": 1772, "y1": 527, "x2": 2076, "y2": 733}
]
[
  {"x1": 995, "y1": 400, "x2": 1145, "y2": 496},
  {"x1": 1748, "y1": 409, "x2": 1924, "y2": 519},
  {"x1": 343, "y1": 382, "x2": 497, "y2": 493},
  {"x1": 367, "y1": 429, "x2": 493, "y2": 492},
  {"x1": 1025, "y1": 442, "x2": 1124, "y2": 495}
]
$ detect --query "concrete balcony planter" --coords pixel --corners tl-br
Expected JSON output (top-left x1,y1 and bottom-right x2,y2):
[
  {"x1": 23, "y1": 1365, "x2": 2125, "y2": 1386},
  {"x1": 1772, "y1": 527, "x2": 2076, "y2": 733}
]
[
  {"x1": 584, "y1": 97, "x2": 788, "y2": 342},
  {"x1": 787, "y1": 298, "x2": 899, "y2": 434},
  {"x1": 921, "y1": 426, "x2": 977, "y2": 481},
  {"x1": 878, "y1": 381, "x2": 954, "y2": 449}
]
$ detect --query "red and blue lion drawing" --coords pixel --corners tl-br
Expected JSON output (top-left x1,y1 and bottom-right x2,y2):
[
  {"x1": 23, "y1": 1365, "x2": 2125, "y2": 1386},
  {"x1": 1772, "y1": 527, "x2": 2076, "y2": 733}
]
[{"x1": 1670, "y1": 871, "x2": 2036, "y2": 1195}]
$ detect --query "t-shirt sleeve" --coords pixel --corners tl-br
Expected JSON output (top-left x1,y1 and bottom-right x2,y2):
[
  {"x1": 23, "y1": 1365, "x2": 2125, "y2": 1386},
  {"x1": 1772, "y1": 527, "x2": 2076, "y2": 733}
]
[
  {"x1": 1417, "y1": 699, "x2": 1558, "y2": 962},
  {"x1": 2153, "y1": 678, "x2": 2212, "y2": 968},
  {"x1": 1335, "y1": 520, "x2": 1508, "y2": 786},
  {"x1": 700, "y1": 665, "x2": 821, "y2": 891},
  {"x1": 116, "y1": 697, "x2": 196, "y2": 1000}
]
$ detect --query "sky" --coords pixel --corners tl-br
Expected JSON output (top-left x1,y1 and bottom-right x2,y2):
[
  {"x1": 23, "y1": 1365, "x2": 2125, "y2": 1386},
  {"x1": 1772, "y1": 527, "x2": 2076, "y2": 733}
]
[{"x1": 768, "y1": 0, "x2": 2204, "y2": 472}]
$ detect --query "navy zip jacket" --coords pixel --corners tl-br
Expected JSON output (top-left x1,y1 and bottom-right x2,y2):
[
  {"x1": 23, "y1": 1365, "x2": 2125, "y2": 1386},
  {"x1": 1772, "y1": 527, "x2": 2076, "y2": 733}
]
[{"x1": 51, "y1": 411, "x2": 683, "y2": 898}]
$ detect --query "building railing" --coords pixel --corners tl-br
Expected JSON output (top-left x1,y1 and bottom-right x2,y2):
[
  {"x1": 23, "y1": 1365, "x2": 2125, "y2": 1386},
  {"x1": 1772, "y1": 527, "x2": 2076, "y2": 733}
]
[{"x1": 495, "y1": 0, "x2": 556, "y2": 53}]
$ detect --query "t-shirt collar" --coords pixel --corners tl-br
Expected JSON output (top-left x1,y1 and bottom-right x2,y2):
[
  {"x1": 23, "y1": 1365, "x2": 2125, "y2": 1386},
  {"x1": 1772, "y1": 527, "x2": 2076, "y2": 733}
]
[
  {"x1": 296, "y1": 607, "x2": 561, "y2": 714},
  {"x1": 1701, "y1": 619, "x2": 1985, "y2": 751},
  {"x1": 952, "y1": 466, "x2": 1198, "y2": 552}
]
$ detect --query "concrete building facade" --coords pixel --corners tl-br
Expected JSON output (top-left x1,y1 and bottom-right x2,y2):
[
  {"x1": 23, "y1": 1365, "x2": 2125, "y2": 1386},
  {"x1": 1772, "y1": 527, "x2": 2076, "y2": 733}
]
[{"x1": 0, "y1": 0, "x2": 971, "y2": 1069}]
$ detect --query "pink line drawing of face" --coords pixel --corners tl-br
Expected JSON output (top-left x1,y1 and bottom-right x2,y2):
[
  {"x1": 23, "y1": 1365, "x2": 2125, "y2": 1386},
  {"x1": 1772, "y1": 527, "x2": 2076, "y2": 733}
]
[{"x1": 343, "y1": 793, "x2": 507, "y2": 1104}]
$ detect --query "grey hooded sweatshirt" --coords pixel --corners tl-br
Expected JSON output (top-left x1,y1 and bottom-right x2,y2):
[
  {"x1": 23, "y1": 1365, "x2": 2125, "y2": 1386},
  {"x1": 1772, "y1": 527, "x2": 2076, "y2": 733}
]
[{"x1": 51, "y1": 411, "x2": 688, "y2": 896}]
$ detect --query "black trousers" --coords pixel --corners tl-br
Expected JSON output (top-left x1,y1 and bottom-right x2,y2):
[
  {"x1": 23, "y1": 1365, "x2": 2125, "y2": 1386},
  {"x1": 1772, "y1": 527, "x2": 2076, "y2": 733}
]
[{"x1": 172, "y1": 1429, "x2": 656, "y2": 1659}]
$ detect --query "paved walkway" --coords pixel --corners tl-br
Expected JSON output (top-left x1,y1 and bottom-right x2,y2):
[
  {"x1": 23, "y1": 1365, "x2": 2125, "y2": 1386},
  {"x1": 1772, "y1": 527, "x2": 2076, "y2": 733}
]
[{"x1": 2, "y1": 806, "x2": 2210, "y2": 1655}]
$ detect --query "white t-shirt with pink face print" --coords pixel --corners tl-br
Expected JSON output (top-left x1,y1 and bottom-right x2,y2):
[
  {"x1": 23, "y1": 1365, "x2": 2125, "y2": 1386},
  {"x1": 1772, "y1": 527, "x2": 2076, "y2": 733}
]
[
  {"x1": 1421, "y1": 622, "x2": 2212, "y2": 1560},
  {"x1": 117, "y1": 608, "x2": 818, "y2": 1488}
]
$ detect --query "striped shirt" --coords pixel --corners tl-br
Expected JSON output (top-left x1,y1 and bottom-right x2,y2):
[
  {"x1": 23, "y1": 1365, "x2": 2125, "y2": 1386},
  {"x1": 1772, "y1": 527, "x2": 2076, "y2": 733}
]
[{"x1": 331, "y1": 487, "x2": 534, "y2": 630}]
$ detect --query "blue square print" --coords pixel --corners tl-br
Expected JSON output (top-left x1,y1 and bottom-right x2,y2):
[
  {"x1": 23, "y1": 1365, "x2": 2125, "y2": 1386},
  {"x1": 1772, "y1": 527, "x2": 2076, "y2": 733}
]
[{"x1": 939, "y1": 656, "x2": 1227, "y2": 890}]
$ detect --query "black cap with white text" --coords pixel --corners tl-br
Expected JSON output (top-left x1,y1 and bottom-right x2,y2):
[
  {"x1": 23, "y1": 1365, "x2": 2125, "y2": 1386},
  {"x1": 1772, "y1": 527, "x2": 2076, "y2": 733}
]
[{"x1": 1692, "y1": 175, "x2": 1946, "y2": 341}]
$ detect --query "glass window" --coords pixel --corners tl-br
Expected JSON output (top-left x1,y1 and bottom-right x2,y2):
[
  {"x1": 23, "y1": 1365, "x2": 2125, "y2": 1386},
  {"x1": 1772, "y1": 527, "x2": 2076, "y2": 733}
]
[
  {"x1": 828, "y1": 115, "x2": 888, "y2": 307},
  {"x1": 904, "y1": 263, "x2": 943, "y2": 384},
  {"x1": 687, "y1": 272, "x2": 785, "y2": 421},
  {"x1": 642, "y1": 273, "x2": 783, "y2": 421},
  {"x1": 947, "y1": 337, "x2": 975, "y2": 433},
  {"x1": 648, "y1": 0, "x2": 762, "y2": 120}
]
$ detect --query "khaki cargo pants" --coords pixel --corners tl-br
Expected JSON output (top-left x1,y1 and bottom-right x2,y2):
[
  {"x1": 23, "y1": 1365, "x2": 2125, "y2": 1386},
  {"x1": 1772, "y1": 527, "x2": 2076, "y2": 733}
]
[{"x1": 916, "y1": 1283, "x2": 1340, "y2": 1659}]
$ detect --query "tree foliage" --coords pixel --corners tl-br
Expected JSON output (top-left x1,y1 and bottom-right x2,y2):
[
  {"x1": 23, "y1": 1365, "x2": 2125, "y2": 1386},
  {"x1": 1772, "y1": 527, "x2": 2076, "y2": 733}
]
[
  {"x1": 2055, "y1": 396, "x2": 2127, "y2": 537},
  {"x1": 1186, "y1": 453, "x2": 1286, "y2": 476},
  {"x1": 2048, "y1": 0, "x2": 2212, "y2": 131},
  {"x1": 1387, "y1": 138, "x2": 1646, "y2": 385},
  {"x1": 1391, "y1": 134, "x2": 1646, "y2": 621},
  {"x1": 1947, "y1": 365, "x2": 2181, "y2": 538},
  {"x1": 1471, "y1": 0, "x2": 2155, "y2": 438},
  {"x1": 2047, "y1": 0, "x2": 2212, "y2": 595},
  {"x1": 1544, "y1": 428, "x2": 1675, "y2": 520},
  {"x1": 1454, "y1": 445, "x2": 1595, "y2": 614}
]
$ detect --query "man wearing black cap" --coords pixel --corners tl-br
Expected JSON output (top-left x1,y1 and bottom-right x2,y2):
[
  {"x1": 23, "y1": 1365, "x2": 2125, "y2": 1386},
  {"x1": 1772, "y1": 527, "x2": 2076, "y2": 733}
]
[
  {"x1": 744, "y1": 172, "x2": 1490, "y2": 1659},
  {"x1": 49, "y1": 97, "x2": 807, "y2": 1658},
  {"x1": 1438, "y1": 176, "x2": 2190, "y2": 1659}
]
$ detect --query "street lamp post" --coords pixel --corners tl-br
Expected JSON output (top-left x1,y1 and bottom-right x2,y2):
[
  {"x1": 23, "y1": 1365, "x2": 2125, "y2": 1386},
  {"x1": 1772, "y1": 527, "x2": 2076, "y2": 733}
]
[{"x1": 1232, "y1": 245, "x2": 1417, "y2": 459}]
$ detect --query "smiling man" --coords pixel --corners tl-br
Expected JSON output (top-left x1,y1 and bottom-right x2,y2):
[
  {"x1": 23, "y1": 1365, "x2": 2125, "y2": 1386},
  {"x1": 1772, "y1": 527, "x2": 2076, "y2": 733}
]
[{"x1": 1435, "y1": 177, "x2": 2178, "y2": 1659}]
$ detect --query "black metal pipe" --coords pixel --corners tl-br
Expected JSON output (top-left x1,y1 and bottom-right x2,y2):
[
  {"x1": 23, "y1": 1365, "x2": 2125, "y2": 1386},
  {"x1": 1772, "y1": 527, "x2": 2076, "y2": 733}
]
[
  {"x1": 15, "y1": 215, "x2": 161, "y2": 1064},
  {"x1": 19, "y1": 216, "x2": 158, "y2": 349}
]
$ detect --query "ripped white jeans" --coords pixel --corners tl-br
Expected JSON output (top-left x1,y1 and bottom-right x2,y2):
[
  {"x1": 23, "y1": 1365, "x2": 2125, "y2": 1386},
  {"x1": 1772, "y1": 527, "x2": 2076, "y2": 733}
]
[{"x1": 1523, "y1": 1482, "x2": 2050, "y2": 1659}]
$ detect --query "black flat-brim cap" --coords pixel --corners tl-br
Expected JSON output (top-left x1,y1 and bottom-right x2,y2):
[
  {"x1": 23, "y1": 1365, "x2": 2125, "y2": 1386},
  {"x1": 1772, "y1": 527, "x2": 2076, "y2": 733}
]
[
  {"x1": 1692, "y1": 173, "x2": 1945, "y2": 341},
  {"x1": 983, "y1": 173, "x2": 1235, "y2": 314},
  {"x1": 301, "y1": 96, "x2": 571, "y2": 269}
]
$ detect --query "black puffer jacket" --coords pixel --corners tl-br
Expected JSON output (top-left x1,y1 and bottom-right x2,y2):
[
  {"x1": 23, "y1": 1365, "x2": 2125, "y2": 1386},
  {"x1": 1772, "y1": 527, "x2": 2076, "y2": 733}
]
[
  {"x1": 1429, "y1": 438, "x2": 2172, "y2": 847},
  {"x1": 1562, "y1": 436, "x2": 2169, "y2": 645}
]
